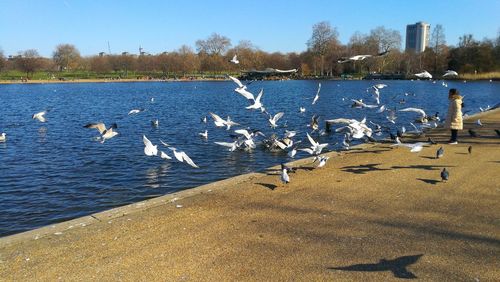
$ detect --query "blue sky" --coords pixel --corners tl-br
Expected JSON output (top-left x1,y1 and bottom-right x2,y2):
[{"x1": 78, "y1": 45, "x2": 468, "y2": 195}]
[{"x1": 0, "y1": 0, "x2": 499, "y2": 57}]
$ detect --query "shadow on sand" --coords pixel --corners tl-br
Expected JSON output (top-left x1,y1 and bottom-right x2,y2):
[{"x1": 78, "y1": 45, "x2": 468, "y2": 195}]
[
  {"x1": 255, "y1": 182, "x2": 277, "y2": 190},
  {"x1": 340, "y1": 163, "x2": 391, "y2": 174},
  {"x1": 329, "y1": 254, "x2": 423, "y2": 279},
  {"x1": 416, "y1": 178, "x2": 441, "y2": 185}
]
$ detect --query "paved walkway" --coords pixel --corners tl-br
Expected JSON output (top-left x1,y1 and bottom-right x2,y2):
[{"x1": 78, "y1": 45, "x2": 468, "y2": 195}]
[{"x1": 1, "y1": 109, "x2": 499, "y2": 281}]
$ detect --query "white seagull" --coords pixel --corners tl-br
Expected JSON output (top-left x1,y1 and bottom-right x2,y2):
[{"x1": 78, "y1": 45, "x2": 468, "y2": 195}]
[
  {"x1": 32, "y1": 111, "x2": 47, "y2": 122},
  {"x1": 443, "y1": 70, "x2": 458, "y2": 77},
  {"x1": 84, "y1": 122, "x2": 118, "y2": 143},
  {"x1": 280, "y1": 164, "x2": 290, "y2": 184},
  {"x1": 351, "y1": 99, "x2": 378, "y2": 109},
  {"x1": 268, "y1": 112, "x2": 284, "y2": 129},
  {"x1": 169, "y1": 147, "x2": 199, "y2": 168},
  {"x1": 214, "y1": 141, "x2": 239, "y2": 152},
  {"x1": 228, "y1": 76, "x2": 255, "y2": 100},
  {"x1": 300, "y1": 133, "x2": 328, "y2": 155},
  {"x1": 312, "y1": 83, "x2": 321, "y2": 105},
  {"x1": 399, "y1": 107, "x2": 428, "y2": 123},
  {"x1": 391, "y1": 138, "x2": 428, "y2": 153},
  {"x1": 299, "y1": 107, "x2": 306, "y2": 113},
  {"x1": 0, "y1": 132, "x2": 6, "y2": 142},
  {"x1": 199, "y1": 130, "x2": 208, "y2": 139},
  {"x1": 143, "y1": 135, "x2": 158, "y2": 156},
  {"x1": 314, "y1": 156, "x2": 330, "y2": 168},
  {"x1": 128, "y1": 108, "x2": 145, "y2": 115},
  {"x1": 229, "y1": 54, "x2": 239, "y2": 64},
  {"x1": 414, "y1": 70, "x2": 433, "y2": 79},
  {"x1": 246, "y1": 89, "x2": 264, "y2": 110}
]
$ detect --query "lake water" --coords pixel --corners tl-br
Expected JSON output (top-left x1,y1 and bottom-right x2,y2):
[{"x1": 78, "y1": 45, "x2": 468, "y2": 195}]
[{"x1": 0, "y1": 80, "x2": 498, "y2": 236}]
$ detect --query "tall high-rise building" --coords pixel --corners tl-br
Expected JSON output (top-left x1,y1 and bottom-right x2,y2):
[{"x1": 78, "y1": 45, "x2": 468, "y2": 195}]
[{"x1": 405, "y1": 22, "x2": 431, "y2": 53}]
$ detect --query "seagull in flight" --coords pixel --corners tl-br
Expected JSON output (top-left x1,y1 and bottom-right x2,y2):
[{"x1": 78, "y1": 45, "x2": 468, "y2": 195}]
[
  {"x1": 338, "y1": 54, "x2": 373, "y2": 63},
  {"x1": 128, "y1": 108, "x2": 145, "y2": 115},
  {"x1": 209, "y1": 112, "x2": 239, "y2": 130},
  {"x1": 391, "y1": 138, "x2": 428, "y2": 153},
  {"x1": 228, "y1": 76, "x2": 255, "y2": 100},
  {"x1": 443, "y1": 70, "x2": 458, "y2": 77},
  {"x1": 168, "y1": 147, "x2": 199, "y2": 168},
  {"x1": 351, "y1": 99, "x2": 378, "y2": 109},
  {"x1": 414, "y1": 70, "x2": 432, "y2": 79},
  {"x1": 229, "y1": 54, "x2": 239, "y2": 64},
  {"x1": 312, "y1": 83, "x2": 321, "y2": 105},
  {"x1": 314, "y1": 156, "x2": 330, "y2": 168},
  {"x1": 32, "y1": 111, "x2": 48, "y2": 122},
  {"x1": 84, "y1": 122, "x2": 118, "y2": 143},
  {"x1": 246, "y1": 89, "x2": 264, "y2": 111},
  {"x1": 399, "y1": 107, "x2": 428, "y2": 123},
  {"x1": 300, "y1": 133, "x2": 328, "y2": 155},
  {"x1": 268, "y1": 112, "x2": 284, "y2": 129},
  {"x1": 142, "y1": 135, "x2": 158, "y2": 156}
]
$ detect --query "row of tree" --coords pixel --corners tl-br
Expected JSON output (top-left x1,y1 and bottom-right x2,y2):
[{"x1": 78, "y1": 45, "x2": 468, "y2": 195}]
[{"x1": 1, "y1": 22, "x2": 499, "y2": 79}]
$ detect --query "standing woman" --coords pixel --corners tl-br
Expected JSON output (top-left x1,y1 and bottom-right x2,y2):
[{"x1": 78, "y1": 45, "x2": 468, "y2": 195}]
[{"x1": 444, "y1": 88, "x2": 463, "y2": 144}]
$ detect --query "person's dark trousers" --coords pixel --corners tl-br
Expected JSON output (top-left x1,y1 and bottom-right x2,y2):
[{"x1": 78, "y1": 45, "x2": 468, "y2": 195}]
[{"x1": 450, "y1": 129, "x2": 458, "y2": 142}]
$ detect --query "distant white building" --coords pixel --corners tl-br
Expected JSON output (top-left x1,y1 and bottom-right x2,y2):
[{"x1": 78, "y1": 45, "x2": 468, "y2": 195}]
[{"x1": 405, "y1": 22, "x2": 430, "y2": 53}]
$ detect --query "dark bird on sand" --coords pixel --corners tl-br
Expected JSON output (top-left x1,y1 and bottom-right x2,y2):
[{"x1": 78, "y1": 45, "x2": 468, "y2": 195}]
[
  {"x1": 468, "y1": 145, "x2": 472, "y2": 154},
  {"x1": 468, "y1": 129, "x2": 479, "y2": 137},
  {"x1": 436, "y1": 147, "x2": 444, "y2": 159},
  {"x1": 441, "y1": 168, "x2": 449, "y2": 182},
  {"x1": 495, "y1": 129, "x2": 500, "y2": 137},
  {"x1": 428, "y1": 137, "x2": 437, "y2": 145},
  {"x1": 329, "y1": 254, "x2": 423, "y2": 279}
]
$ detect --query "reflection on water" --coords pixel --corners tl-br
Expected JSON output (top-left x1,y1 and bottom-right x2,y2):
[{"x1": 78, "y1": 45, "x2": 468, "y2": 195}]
[{"x1": 0, "y1": 80, "x2": 498, "y2": 236}]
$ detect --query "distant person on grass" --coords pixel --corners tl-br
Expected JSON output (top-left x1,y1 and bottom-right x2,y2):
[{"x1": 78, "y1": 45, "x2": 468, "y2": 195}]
[{"x1": 444, "y1": 88, "x2": 463, "y2": 144}]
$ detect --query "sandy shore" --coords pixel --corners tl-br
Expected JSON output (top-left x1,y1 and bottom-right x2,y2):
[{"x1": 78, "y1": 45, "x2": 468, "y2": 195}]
[{"x1": 1, "y1": 110, "x2": 499, "y2": 281}]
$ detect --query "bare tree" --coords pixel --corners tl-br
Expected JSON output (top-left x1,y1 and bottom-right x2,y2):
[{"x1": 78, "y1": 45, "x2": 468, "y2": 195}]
[
  {"x1": 53, "y1": 44, "x2": 81, "y2": 71},
  {"x1": 459, "y1": 34, "x2": 477, "y2": 48},
  {"x1": 430, "y1": 24, "x2": 447, "y2": 74},
  {"x1": 16, "y1": 49, "x2": 43, "y2": 78},
  {"x1": 307, "y1": 21, "x2": 339, "y2": 76},
  {"x1": 195, "y1": 33, "x2": 232, "y2": 56}
]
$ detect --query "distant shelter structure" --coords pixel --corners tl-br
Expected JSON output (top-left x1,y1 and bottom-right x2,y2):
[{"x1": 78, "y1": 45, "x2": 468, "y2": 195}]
[{"x1": 239, "y1": 68, "x2": 298, "y2": 80}]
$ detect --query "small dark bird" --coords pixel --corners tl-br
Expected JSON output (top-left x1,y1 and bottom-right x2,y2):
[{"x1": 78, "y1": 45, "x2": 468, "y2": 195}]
[
  {"x1": 436, "y1": 147, "x2": 444, "y2": 159},
  {"x1": 495, "y1": 129, "x2": 500, "y2": 137},
  {"x1": 389, "y1": 132, "x2": 397, "y2": 141},
  {"x1": 441, "y1": 168, "x2": 449, "y2": 182},
  {"x1": 397, "y1": 130, "x2": 403, "y2": 138},
  {"x1": 468, "y1": 145, "x2": 472, "y2": 154},
  {"x1": 428, "y1": 137, "x2": 437, "y2": 145},
  {"x1": 468, "y1": 129, "x2": 479, "y2": 137}
]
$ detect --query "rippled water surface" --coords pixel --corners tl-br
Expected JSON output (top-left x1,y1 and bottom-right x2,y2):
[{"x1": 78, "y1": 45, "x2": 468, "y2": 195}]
[{"x1": 0, "y1": 80, "x2": 498, "y2": 236}]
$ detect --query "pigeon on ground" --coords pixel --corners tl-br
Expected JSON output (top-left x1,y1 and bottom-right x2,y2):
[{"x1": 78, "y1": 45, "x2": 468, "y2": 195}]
[{"x1": 441, "y1": 168, "x2": 449, "y2": 182}]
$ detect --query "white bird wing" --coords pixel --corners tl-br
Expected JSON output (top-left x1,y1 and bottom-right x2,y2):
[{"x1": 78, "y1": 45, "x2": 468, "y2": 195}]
[
  {"x1": 272, "y1": 112, "x2": 284, "y2": 123},
  {"x1": 228, "y1": 75, "x2": 244, "y2": 88},
  {"x1": 180, "y1": 151, "x2": 199, "y2": 168},
  {"x1": 255, "y1": 89, "x2": 263, "y2": 103},
  {"x1": 159, "y1": 139, "x2": 170, "y2": 147},
  {"x1": 84, "y1": 122, "x2": 106, "y2": 134},
  {"x1": 232, "y1": 54, "x2": 238, "y2": 62},
  {"x1": 399, "y1": 107, "x2": 426, "y2": 118},
  {"x1": 327, "y1": 118, "x2": 355, "y2": 125},
  {"x1": 33, "y1": 111, "x2": 47, "y2": 122},
  {"x1": 234, "y1": 129, "x2": 251, "y2": 140},
  {"x1": 214, "y1": 141, "x2": 237, "y2": 151},
  {"x1": 377, "y1": 105, "x2": 386, "y2": 113},
  {"x1": 172, "y1": 149, "x2": 184, "y2": 162},
  {"x1": 312, "y1": 83, "x2": 321, "y2": 105},
  {"x1": 306, "y1": 133, "x2": 318, "y2": 147},
  {"x1": 160, "y1": 151, "x2": 172, "y2": 160},
  {"x1": 142, "y1": 135, "x2": 158, "y2": 156},
  {"x1": 209, "y1": 112, "x2": 226, "y2": 124},
  {"x1": 298, "y1": 148, "x2": 314, "y2": 155},
  {"x1": 235, "y1": 88, "x2": 255, "y2": 100},
  {"x1": 281, "y1": 170, "x2": 290, "y2": 183}
]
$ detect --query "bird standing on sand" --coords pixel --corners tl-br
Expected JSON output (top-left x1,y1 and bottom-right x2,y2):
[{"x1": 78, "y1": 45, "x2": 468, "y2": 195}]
[
  {"x1": 441, "y1": 168, "x2": 449, "y2": 182},
  {"x1": 468, "y1": 146, "x2": 472, "y2": 154},
  {"x1": 468, "y1": 129, "x2": 479, "y2": 137},
  {"x1": 0, "y1": 132, "x2": 6, "y2": 142},
  {"x1": 495, "y1": 129, "x2": 500, "y2": 137},
  {"x1": 476, "y1": 119, "x2": 483, "y2": 126},
  {"x1": 280, "y1": 163, "x2": 290, "y2": 185},
  {"x1": 436, "y1": 147, "x2": 444, "y2": 159}
]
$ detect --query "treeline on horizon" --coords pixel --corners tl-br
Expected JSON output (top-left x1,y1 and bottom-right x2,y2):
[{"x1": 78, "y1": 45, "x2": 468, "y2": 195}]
[{"x1": 1, "y1": 22, "x2": 499, "y2": 80}]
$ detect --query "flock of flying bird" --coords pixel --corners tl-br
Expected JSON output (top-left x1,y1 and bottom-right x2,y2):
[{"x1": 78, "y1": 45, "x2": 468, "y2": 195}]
[{"x1": 0, "y1": 57, "x2": 498, "y2": 187}]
